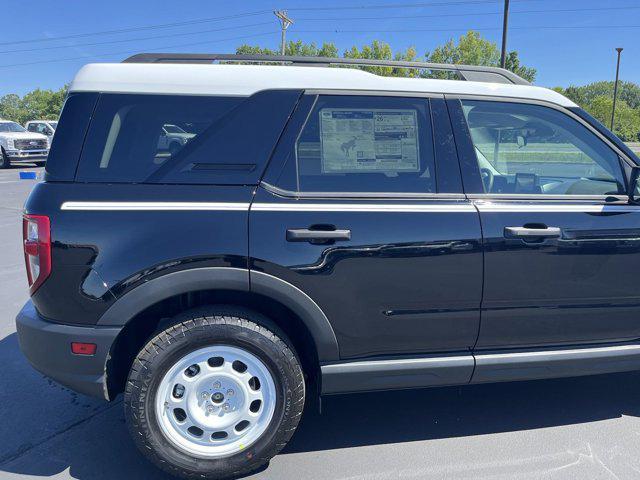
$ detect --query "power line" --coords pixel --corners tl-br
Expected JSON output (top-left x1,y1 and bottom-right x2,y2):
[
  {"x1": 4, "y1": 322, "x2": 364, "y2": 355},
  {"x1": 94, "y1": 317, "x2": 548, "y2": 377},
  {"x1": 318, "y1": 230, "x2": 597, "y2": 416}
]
[
  {"x1": 296, "y1": 5, "x2": 640, "y2": 21},
  {"x1": 0, "y1": 2, "x2": 501, "y2": 48},
  {"x1": 286, "y1": 0, "x2": 542, "y2": 11},
  {"x1": 295, "y1": 25, "x2": 640, "y2": 34},
  {"x1": 4, "y1": 21, "x2": 637, "y2": 70},
  {"x1": 0, "y1": 0, "x2": 530, "y2": 49},
  {"x1": 0, "y1": 31, "x2": 278, "y2": 69},
  {"x1": 0, "y1": 21, "x2": 274, "y2": 54},
  {"x1": 0, "y1": 10, "x2": 272, "y2": 47},
  {"x1": 4, "y1": 5, "x2": 636, "y2": 56},
  {"x1": 3, "y1": 1, "x2": 634, "y2": 51}
]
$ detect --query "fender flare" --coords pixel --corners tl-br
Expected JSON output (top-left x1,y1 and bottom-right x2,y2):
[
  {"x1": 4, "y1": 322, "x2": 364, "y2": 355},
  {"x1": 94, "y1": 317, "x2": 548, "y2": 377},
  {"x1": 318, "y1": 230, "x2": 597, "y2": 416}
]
[{"x1": 97, "y1": 267, "x2": 340, "y2": 362}]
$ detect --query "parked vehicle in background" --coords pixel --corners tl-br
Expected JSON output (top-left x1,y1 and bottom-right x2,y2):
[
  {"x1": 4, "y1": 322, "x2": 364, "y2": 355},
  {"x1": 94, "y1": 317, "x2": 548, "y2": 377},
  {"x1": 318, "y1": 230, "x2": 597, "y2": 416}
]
[
  {"x1": 157, "y1": 123, "x2": 196, "y2": 156},
  {"x1": 25, "y1": 120, "x2": 58, "y2": 144},
  {"x1": 15, "y1": 53, "x2": 640, "y2": 480},
  {"x1": 0, "y1": 120, "x2": 49, "y2": 168}
]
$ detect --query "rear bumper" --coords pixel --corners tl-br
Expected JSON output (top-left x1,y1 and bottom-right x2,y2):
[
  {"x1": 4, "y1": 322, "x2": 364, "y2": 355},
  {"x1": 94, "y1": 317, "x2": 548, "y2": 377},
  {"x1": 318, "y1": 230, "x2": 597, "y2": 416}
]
[{"x1": 15, "y1": 301, "x2": 122, "y2": 400}]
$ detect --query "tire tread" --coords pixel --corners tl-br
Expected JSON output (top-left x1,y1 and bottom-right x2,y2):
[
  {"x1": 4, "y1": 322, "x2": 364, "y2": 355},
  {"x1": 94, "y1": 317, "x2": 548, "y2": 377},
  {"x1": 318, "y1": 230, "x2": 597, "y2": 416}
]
[{"x1": 124, "y1": 307, "x2": 305, "y2": 480}]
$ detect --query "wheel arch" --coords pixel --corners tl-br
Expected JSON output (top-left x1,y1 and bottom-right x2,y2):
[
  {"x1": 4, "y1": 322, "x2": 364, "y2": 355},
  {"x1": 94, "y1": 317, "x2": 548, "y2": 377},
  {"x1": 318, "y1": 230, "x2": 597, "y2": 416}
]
[{"x1": 101, "y1": 267, "x2": 339, "y2": 398}]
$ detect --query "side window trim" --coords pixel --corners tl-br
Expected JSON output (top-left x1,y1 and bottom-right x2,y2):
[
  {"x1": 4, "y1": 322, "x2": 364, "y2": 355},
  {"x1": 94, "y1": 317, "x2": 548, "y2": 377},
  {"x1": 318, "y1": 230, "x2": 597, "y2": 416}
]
[
  {"x1": 445, "y1": 94, "x2": 634, "y2": 199},
  {"x1": 260, "y1": 180, "x2": 467, "y2": 199},
  {"x1": 263, "y1": 90, "x2": 465, "y2": 198}
]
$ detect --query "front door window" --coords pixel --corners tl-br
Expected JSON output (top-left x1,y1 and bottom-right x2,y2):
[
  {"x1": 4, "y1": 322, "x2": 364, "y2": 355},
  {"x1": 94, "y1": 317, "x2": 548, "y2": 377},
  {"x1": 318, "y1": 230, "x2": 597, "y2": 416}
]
[{"x1": 461, "y1": 100, "x2": 626, "y2": 195}]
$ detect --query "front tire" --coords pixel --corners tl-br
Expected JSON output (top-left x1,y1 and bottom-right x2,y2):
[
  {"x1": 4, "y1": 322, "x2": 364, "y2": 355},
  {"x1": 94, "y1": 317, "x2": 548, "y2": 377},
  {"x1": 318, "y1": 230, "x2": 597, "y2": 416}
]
[
  {"x1": 125, "y1": 307, "x2": 305, "y2": 480},
  {"x1": 0, "y1": 148, "x2": 10, "y2": 169}
]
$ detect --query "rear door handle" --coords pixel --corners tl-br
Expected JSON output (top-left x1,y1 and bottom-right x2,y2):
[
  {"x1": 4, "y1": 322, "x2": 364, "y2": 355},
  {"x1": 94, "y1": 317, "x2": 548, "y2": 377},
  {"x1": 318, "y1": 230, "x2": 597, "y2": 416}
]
[
  {"x1": 286, "y1": 229, "x2": 351, "y2": 242},
  {"x1": 504, "y1": 226, "x2": 561, "y2": 238}
]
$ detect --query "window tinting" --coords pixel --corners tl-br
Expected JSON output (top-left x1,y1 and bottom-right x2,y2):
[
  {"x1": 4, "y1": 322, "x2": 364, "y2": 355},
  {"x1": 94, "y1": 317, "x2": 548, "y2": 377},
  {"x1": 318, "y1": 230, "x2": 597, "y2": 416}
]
[
  {"x1": 45, "y1": 92, "x2": 99, "y2": 182},
  {"x1": 77, "y1": 94, "x2": 241, "y2": 183},
  {"x1": 461, "y1": 100, "x2": 626, "y2": 195},
  {"x1": 288, "y1": 95, "x2": 436, "y2": 193},
  {"x1": 76, "y1": 90, "x2": 301, "y2": 184}
]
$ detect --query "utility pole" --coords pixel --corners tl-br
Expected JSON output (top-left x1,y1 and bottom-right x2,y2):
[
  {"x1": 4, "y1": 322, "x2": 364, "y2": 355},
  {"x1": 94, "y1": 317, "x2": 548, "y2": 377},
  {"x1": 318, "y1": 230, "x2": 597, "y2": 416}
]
[
  {"x1": 274, "y1": 10, "x2": 293, "y2": 56},
  {"x1": 500, "y1": 0, "x2": 510, "y2": 68},
  {"x1": 611, "y1": 47, "x2": 624, "y2": 131}
]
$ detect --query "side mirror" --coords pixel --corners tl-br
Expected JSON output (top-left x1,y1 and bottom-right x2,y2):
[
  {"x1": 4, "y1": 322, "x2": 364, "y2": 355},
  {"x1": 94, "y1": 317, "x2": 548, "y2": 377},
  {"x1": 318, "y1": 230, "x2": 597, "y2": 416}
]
[{"x1": 628, "y1": 166, "x2": 640, "y2": 203}]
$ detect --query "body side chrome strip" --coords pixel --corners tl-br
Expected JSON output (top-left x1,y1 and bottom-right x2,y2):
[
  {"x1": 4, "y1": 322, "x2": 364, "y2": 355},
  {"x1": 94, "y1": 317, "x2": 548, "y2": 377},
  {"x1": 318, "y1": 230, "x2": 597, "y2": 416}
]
[
  {"x1": 251, "y1": 203, "x2": 476, "y2": 212},
  {"x1": 475, "y1": 203, "x2": 640, "y2": 213},
  {"x1": 61, "y1": 201, "x2": 250, "y2": 211},
  {"x1": 61, "y1": 201, "x2": 477, "y2": 213},
  {"x1": 61, "y1": 201, "x2": 640, "y2": 213}
]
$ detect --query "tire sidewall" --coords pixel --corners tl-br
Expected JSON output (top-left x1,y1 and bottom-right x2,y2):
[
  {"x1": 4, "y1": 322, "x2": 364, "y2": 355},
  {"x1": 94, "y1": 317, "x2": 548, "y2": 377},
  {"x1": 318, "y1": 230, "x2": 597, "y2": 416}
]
[
  {"x1": 126, "y1": 313, "x2": 303, "y2": 479},
  {"x1": 0, "y1": 149, "x2": 9, "y2": 169}
]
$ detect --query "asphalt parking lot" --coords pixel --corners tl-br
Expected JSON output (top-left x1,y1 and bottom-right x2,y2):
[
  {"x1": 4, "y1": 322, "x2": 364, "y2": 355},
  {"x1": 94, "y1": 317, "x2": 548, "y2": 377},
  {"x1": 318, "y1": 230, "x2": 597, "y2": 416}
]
[{"x1": 1, "y1": 165, "x2": 640, "y2": 480}]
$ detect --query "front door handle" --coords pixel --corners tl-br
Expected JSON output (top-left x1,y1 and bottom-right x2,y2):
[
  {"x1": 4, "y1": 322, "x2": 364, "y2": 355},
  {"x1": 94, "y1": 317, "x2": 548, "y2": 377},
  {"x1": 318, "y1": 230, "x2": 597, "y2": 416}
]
[
  {"x1": 286, "y1": 228, "x2": 351, "y2": 243},
  {"x1": 504, "y1": 226, "x2": 561, "y2": 238}
]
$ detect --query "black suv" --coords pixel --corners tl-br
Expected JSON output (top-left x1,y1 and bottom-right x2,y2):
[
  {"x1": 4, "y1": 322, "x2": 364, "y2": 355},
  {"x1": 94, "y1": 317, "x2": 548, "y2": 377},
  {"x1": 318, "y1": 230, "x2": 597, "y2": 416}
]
[{"x1": 16, "y1": 54, "x2": 640, "y2": 479}]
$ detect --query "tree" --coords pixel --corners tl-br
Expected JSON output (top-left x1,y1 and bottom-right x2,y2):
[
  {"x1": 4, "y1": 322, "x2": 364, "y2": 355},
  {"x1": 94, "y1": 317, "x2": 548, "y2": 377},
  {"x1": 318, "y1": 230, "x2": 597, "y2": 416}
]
[
  {"x1": 425, "y1": 31, "x2": 536, "y2": 82},
  {"x1": 237, "y1": 31, "x2": 536, "y2": 82},
  {"x1": 236, "y1": 40, "x2": 338, "y2": 58},
  {"x1": 585, "y1": 95, "x2": 640, "y2": 142},
  {"x1": 504, "y1": 51, "x2": 537, "y2": 84},
  {"x1": 0, "y1": 94, "x2": 23, "y2": 122},
  {"x1": 555, "y1": 81, "x2": 640, "y2": 110},
  {"x1": 343, "y1": 41, "x2": 420, "y2": 77},
  {"x1": 0, "y1": 86, "x2": 67, "y2": 124},
  {"x1": 553, "y1": 81, "x2": 640, "y2": 141}
]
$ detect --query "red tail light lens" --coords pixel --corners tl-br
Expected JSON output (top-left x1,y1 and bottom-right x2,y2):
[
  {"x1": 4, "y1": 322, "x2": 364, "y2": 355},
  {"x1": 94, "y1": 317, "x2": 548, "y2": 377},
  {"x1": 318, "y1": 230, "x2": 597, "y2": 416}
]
[
  {"x1": 22, "y1": 214, "x2": 51, "y2": 294},
  {"x1": 71, "y1": 342, "x2": 97, "y2": 355}
]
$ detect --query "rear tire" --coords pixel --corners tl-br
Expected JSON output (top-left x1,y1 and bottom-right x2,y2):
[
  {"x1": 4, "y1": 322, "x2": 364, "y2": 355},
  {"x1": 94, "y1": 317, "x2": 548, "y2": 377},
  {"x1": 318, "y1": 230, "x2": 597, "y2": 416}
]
[{"x1": 125, "y1": 307, "x2": 305, "y2": 480}]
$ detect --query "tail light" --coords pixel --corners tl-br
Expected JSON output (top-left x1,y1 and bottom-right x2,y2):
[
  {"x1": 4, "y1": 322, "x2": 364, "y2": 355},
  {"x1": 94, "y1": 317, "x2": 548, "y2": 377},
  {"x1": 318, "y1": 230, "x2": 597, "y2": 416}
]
[{"x1": 22, "y1": 214, "x2": 51, "y2": 294}]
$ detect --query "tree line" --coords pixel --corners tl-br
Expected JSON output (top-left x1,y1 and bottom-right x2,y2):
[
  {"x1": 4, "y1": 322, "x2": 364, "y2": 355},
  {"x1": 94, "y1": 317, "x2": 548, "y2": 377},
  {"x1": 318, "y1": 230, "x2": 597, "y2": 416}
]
[{"x1": 1, "y1": 31, "x2": 638, "y2": 141}]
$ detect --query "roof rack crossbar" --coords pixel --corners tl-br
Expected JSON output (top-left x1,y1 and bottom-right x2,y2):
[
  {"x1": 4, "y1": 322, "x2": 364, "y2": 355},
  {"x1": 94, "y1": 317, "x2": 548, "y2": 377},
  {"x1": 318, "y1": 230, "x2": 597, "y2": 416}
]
[{"x1": 122, "y1": 53, "x2": 530, "y2": 85}]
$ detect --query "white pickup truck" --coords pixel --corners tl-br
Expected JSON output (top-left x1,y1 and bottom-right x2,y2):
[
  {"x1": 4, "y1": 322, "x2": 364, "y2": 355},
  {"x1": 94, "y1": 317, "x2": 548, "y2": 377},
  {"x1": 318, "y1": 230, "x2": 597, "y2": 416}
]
[
  {"x1": 157, "y1": 123, "x2": 196, "y2": 155},
  {"x1": 25, "y1": 120, "x2": 57, "y2": 144},
  {"x1": 0, "y1": 120, "x2": 49, "y2": 168}
]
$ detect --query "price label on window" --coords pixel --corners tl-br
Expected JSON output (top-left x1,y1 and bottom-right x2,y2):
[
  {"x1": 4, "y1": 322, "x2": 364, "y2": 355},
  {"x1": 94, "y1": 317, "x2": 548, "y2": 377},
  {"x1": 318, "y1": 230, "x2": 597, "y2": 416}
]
[{"x1": 319, "y1": 108, "x2": 420, "y2": 173}]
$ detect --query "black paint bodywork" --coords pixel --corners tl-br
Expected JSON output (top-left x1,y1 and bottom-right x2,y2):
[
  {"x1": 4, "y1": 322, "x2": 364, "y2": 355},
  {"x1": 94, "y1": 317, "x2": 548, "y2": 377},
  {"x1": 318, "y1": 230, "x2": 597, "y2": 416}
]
[{"x1": 18, "y1": 88, "x2": 640, "y2": 399}]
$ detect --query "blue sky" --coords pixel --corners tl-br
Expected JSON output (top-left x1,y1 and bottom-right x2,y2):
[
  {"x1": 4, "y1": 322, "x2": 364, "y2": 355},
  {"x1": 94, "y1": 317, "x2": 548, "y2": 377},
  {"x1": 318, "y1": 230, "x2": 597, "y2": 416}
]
[{"x1": 1, "y1": 0, "x2": 639, "y2": 96}]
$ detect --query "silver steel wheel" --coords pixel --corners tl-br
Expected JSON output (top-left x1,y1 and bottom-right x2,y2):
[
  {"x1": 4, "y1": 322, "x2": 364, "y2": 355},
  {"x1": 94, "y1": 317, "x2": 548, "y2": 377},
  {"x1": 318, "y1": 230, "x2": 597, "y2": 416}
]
[{"x1": 154, "y1": 345, "x2": 277, "y2": 458}]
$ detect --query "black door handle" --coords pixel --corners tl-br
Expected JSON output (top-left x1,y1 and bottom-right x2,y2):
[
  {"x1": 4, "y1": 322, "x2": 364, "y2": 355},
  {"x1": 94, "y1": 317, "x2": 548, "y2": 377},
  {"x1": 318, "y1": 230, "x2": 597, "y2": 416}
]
[{"x1": 286, "y1": 228, "x2": 351, "y2": 243}]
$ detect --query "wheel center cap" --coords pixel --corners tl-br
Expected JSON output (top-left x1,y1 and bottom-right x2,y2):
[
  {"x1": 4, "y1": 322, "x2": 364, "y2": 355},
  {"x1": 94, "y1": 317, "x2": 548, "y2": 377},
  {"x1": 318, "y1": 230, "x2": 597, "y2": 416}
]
[{"x1": 211, "y1": 392, "x2": 225, "y2": 404}]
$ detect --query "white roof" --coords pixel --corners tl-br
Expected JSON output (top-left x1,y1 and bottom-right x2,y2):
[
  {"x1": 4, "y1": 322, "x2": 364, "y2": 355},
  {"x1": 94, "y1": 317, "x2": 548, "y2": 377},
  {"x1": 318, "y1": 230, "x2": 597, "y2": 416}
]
[{"x1": 69, "y1": 63, "x2": 577, "y2": 108}]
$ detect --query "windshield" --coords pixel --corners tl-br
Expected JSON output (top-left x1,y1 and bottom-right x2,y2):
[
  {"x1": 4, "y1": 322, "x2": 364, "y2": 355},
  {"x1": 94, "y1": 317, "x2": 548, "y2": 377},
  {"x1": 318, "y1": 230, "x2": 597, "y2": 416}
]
[
  {"x1": 163, "y1": 124, "x2": 187, "y2": 134},
  {"x1": 0, "y1": 122, "x2": 26, "y2": 133}
]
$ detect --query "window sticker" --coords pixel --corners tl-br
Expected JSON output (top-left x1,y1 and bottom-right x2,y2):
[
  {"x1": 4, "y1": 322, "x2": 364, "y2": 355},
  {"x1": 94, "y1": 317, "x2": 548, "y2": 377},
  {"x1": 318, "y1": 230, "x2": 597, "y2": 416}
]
[{"x1": 319, "y1": 108, "x2": 420, "y2": 173}]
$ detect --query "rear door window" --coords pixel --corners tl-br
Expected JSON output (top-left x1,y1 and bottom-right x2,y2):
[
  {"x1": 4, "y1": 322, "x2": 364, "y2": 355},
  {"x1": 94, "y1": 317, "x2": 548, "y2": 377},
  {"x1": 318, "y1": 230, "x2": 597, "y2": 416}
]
[{"x1": 275, "y1": 95, "x2": 436, "y2": 194}]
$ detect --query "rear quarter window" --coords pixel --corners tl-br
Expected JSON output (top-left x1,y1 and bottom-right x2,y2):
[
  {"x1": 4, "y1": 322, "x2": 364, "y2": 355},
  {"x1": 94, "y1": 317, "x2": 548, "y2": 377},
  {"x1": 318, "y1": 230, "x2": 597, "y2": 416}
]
[
  {"x1": 45, "y1": 92, "x2": 98, "y2": 182},
  {"x1": 75, "y1": 90, "x2": 301, "y2": 184}
]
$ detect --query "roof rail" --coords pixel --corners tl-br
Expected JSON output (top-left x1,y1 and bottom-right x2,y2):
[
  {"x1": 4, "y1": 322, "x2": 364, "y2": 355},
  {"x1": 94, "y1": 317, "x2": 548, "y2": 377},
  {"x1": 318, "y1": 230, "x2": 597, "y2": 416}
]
[{"x1": 122, "y1": 53, "x2": 530, "y2": 86}]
